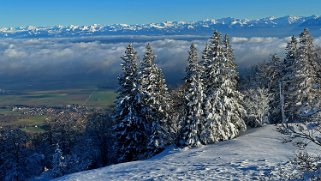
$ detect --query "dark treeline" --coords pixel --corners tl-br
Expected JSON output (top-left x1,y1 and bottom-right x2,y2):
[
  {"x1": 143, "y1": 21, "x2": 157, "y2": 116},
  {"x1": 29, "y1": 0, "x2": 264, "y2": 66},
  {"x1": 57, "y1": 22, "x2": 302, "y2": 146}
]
[{"x1": 0, "y1": 112, "x2": 114, "y2": 180}]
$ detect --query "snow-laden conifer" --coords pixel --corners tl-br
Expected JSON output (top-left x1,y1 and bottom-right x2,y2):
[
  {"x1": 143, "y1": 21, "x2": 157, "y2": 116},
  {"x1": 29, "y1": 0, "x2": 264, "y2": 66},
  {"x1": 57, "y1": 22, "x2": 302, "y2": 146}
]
[
  {"x1": 283, "y1": 36, "x2": 298, "y2": 120},
  {"x1": 138, "y1": 43, "x2": 172, "y2": 156},
  {"x1": 113, "y1": 44, "x2": 147, "y2": 162},
  {"x1": 179, "y1": 44, "x2": 204, "y2": 147},
  {"x1": 223, "y1": 34, "x2": 238, "y2": 87},
  {"x1": 289, "y1": 29, "x2": 321, "y2": 120},
  {"x1": 255, "y1": 54, "x2": 283, "y2": 123},
  {"x1": 201, "y1": 31, "x2": 223, "y2": 144},
  {"x1": 201, "y1": 31, "x2": 246, "y2": 144},
  {"x1": 201, "y1": 43, "x2": 210, "y2": 69}
]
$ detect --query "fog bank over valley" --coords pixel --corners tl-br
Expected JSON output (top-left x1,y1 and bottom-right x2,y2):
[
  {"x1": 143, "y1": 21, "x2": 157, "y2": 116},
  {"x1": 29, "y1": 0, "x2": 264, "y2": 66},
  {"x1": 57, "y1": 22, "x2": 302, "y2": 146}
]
[{"x1": 0, "y1": 35, "x2": 320, "y2": 90}]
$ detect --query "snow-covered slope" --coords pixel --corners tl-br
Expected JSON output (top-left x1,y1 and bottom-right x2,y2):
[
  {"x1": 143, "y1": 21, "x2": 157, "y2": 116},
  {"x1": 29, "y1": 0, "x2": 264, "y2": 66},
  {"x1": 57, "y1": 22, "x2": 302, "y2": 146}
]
[
  {"x1": 1, "y1": 16, "x2": 321, "y2": 38},
  {"x1": 53, "y1": 125, "x2": 296, "y2": 180}
]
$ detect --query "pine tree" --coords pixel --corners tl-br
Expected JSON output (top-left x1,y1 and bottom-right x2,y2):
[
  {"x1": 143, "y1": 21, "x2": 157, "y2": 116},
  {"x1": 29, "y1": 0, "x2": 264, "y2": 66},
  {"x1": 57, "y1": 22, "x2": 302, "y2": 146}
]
[
  {"x1": 201, "y1": 31, "x2": 224, "y2": 144},
  {"x1": 137, "y1": 43, "x2": 159, "y2": 131},
  {"x1": 255, "y1": 54, "x2": 283, "y2": 123},
  {"x1": 201, "y1": 43, "x2": 210, "y2": 74},
  {"x1": 288, "y1": 29, "x2": 321, "y2": 120},
  {"x1": 201, "y1": 31, "x2": 246, "y2": 144},
  {"x1": 51, "y1": 143, "x2": 66, "y2": 177},
  {"x1": 284, "y1": 36, "x2": 298, "y2": 76},
  {"x1": 179, "y1": 44, "x2": 204, "y2": 147},
  {"x1": 170, "y1": 83, "x2": 188, "y2": 136},
  {"x1": 269, "y1": 54, "x2": 283, "y2": 123},
  {"x1": 149, "y1": 62, "x2": 172, "y2": 155},
  {"x1": 223, "y1": 34, "x2": 238, "y2": 88},
  {"x1": 283, "y1": 36, "x2": 298, "y2": 121},
  {"x1": 200, "y1": 43, "x2": 210, "y2": 92},
  {"x1": 155, "y1": 68, "x2": 175, "y2": 141},
  {"x1": 113, "y1": 44, "x2": 147, "y2": 162},
  {"x1": 138, "y1": 43, "x2": 172, "y2": 156}
]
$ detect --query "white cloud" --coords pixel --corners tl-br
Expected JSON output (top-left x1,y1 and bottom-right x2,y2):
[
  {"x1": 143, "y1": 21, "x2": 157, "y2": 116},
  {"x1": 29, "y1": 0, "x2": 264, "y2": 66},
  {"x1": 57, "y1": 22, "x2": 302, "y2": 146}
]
[
  {"x1": 0, "y1": 35, "x2": 320, "y2": 88},
  {"x1": 3, "y1": 48, "x2": 27, "y2": 58},
  {"x1": 248, "y1": 37, "x2": 278, "y2": 43},
  {"x1": 231, "y1": 37, "x2": 248, "y2": 43}
]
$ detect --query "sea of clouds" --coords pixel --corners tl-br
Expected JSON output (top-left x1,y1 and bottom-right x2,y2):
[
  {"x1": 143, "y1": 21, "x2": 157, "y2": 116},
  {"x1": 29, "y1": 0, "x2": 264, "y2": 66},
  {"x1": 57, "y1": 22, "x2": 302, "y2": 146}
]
[{"x1": 0, "y1": 35, "x2": 320, "y2": 89}]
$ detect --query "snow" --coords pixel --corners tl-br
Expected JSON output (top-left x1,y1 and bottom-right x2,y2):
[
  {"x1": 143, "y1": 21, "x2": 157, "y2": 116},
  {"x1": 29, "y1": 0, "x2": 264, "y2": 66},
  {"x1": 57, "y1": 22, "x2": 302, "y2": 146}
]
[
  {"x1": 54, "y1": 125, "x2": 296, "y2": 180},
  {"x1": 1, "y1": 15, "x2": 321, "y2": 38}
]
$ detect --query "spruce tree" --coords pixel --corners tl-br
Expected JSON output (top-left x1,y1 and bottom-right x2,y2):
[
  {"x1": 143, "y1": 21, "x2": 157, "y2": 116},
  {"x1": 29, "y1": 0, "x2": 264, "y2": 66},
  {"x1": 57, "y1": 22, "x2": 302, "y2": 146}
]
[
  {"x1": 283, "y1": 36, "x2": 298, "y2": 120},
  {"x1": 255, "y1": 53, "x2": 283, "y2": 123},
  {"x1": 179, "y1": 44, "x2": 204, "y2": 147},
  {"x1": 155, "y1": 68, "x2": 174, "y2": 139},
  {"x1": 289, "y1": 29, "x2": 321, "y2": 120},
  {"x1": 137, "y1": 43, "x2": 159, "y2": 130},
  {"x1": 284, "y1": 36, "x2": 298, "y2": 76},
  {"x1": 223, "y1": 34, "x2": 238, "y2": 88},
  {"x1": 113, "y1": 44, "x2": 147, "y2": 162},
  {"x1": 212, "y1": 53, "x2": 246, "y2": 141},
  {"x1": 201, "y1": 31, "x2": 246, "y2": 144},
  {"x1": 201, "y1": 31, "x2": 224, "y2": 144},
  {"x1": 269, "y1": 54, "x2": 283, "y2": 123},
  {"x1": 138, "y1": 43, "x2": 172, "y2": 156},
  {"x1": 201, "y1": 43, "x2": 210, "y2": 74}
]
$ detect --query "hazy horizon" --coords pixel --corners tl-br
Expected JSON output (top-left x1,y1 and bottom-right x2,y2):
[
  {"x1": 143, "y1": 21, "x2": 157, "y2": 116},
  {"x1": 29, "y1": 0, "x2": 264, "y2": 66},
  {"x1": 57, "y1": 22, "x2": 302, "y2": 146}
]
[{"x1": 0, "y1": 15, "x2": 320, "y2": 28}]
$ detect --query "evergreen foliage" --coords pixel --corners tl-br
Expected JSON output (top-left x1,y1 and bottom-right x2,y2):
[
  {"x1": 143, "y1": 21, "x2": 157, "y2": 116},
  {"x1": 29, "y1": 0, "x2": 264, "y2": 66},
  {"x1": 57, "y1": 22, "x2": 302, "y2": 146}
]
[
  {"x1": 292, "y1": 28, "x2": 321, "y2": 119},
  {"x1": 250, "y1": 28, "x2": 321, "y2": 122},
  {"x1": 201, "y1": 31, "x2": 246, "y2": 144},
  {"x1": 179, "y1": 44, "x2": 204, "y2": 147},
  {"x1": 265, "y1": 54, "x2": 283, "y2": 123},
  {"x1": 113, "y1": 44, "x2": 148, "y2": 162},
  {"x1": 283, "y1": 36, "x2": 299, "y2": 121},
  {"x1": 138, "y1": 43, "x2": 172, "y2": 155},
  {"x1": 50, "y1": 144, "x2": 66, "y2": 177}
]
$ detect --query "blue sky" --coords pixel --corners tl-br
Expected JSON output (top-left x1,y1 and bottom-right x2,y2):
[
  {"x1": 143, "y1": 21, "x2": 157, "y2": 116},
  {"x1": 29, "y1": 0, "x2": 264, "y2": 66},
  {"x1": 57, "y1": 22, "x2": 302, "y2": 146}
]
[{"x1": 1, "y1": 0, "x2": 321, "y2": 27}]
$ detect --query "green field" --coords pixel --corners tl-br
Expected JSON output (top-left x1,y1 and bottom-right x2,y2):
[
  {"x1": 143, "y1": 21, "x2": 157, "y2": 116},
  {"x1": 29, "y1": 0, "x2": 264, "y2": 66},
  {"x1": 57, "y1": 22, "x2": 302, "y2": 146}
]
[
  {"x1": 0, "y1": 88, "x2": 117, "y2": 108},
  {"x1": 17, "y1": 116, "x2": 48, "y2": 133},
  {"x1": 0, "y1": 88, "x2": 117, "y2": 133},
  {"x1": 0, "y1": 108, "x2": 48, "y2": 132},
  {"x1": 0, "y1": 108, "x2": 20, "y2": 115}
]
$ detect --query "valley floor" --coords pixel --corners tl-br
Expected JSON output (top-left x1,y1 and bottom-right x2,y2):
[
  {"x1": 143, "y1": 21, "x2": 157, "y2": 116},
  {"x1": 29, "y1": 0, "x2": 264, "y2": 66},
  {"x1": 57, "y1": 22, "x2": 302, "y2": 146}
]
[{"x1": 54, "y1": 125, "x2": 297, "y2": 180}]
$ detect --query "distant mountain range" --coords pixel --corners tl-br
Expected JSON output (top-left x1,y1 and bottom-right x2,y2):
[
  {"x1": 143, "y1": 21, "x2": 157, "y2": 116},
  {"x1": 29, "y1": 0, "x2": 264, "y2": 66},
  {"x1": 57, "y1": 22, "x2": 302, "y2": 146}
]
[{"x1": 1, "y1": 15, "x2": 321, "y2": 38}]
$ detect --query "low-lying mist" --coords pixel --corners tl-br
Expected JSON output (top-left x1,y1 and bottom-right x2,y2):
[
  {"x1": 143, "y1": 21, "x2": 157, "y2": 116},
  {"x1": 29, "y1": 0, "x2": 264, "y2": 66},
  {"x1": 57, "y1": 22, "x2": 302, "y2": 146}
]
[{"x1": 0, "y1": 35, "x2": 320, "y2": 90}]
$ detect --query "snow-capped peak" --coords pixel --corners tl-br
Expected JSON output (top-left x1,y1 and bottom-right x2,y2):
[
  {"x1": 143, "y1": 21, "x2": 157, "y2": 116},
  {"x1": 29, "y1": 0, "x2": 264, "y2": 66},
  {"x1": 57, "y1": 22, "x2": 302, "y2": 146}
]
[{"x1": 0, "y1": 15, "x2": 320, "y2": 38}]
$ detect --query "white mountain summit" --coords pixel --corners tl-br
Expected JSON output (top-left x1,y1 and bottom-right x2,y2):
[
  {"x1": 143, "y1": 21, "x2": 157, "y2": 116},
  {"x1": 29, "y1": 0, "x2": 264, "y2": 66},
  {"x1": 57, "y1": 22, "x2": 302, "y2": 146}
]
[{"x1": 0, "y1": 15, "x2": 321, "y2": 38}]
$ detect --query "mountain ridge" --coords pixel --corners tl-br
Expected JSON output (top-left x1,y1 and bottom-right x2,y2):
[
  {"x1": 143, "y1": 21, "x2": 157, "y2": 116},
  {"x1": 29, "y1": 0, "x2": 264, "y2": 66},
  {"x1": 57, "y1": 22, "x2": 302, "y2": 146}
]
[{"x1": 1, "y1": 15, "x2": 321, "y2": 38}]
